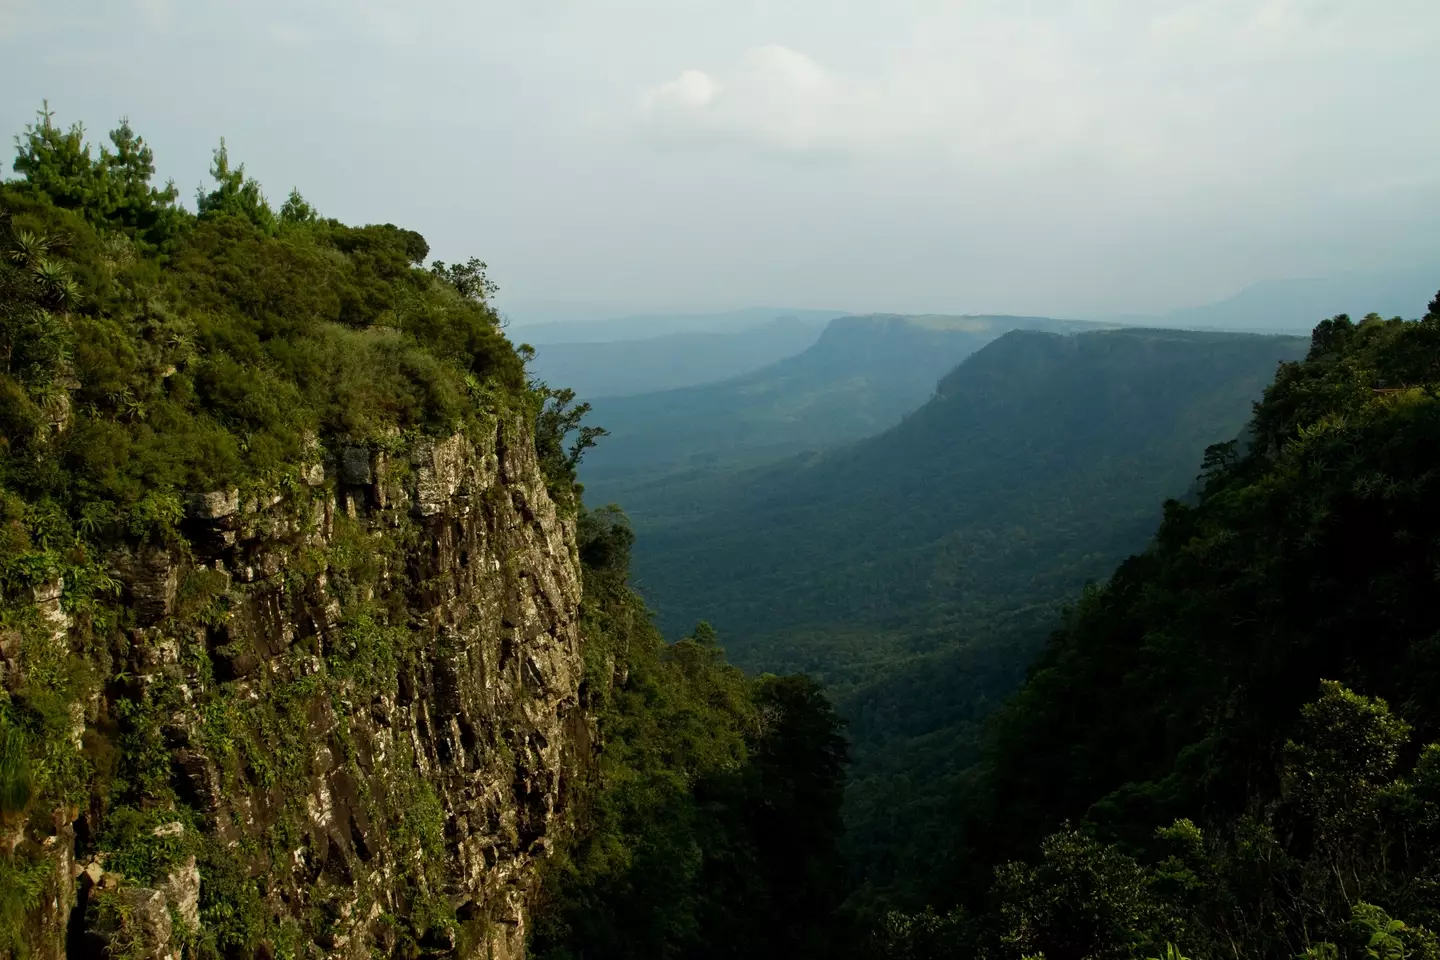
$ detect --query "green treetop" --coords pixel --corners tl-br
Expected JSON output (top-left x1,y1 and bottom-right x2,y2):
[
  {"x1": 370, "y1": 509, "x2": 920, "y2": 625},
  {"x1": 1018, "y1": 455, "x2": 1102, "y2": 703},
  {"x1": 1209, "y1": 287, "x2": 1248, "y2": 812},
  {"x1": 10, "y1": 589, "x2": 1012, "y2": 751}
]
[
  {"x1": 12, "y1": 102, "x2": 107, "y2": 216},
  {"x1": 195, "y1": 137, "x2": 276, "y2": 234},
  {"x1": 11, "y1": 104, "x2": 184, "y2": 251}
]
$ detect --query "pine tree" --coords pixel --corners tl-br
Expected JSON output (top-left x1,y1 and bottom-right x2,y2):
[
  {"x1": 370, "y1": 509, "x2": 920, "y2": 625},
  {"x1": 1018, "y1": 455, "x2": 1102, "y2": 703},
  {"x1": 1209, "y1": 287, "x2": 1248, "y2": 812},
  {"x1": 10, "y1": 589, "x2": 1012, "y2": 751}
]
[
  {"x1": 102, "y1": 118, "x2": 181, "y2": 249},
  {"x1": 11, "y1": 102, "x2": 108, "y2": 217},
  {"x1": 195, "y1": 138, "x2": 276, "y2": 234},
  {"x1": 279, "y1": 187, "x2": 317, "y2": 225}
]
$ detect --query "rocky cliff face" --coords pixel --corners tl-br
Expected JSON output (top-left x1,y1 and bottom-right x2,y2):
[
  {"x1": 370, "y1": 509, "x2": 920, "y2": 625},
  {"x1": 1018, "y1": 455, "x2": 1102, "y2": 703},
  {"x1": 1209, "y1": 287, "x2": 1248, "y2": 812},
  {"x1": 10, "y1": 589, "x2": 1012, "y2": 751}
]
[{"x1": 4, "y1": 415, "x2": 590, "y2": 959}]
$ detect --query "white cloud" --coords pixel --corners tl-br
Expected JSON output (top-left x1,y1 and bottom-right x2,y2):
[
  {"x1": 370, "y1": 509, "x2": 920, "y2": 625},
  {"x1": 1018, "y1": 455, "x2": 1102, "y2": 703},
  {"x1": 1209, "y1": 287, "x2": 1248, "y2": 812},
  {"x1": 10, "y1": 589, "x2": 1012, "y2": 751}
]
[
  {"x1": 635, "y1": 36, "x2": 1133, "y2": 162},
  {"x1": 638, "y1": 45, "x2": 880, "y2": 155},
  {"x1": 646, "y1": 68, "x2": 720, "y2": 110},
  {"x1": 631, "y1": 0, "x2": 1440, "y2": 188}
]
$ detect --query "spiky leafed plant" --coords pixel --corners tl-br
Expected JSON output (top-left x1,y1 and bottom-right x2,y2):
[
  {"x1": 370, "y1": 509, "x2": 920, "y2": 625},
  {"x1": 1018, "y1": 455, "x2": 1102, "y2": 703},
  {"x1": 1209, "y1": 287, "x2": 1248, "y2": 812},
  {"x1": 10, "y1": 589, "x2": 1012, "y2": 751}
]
[
  {"x1": 31, "y1": 259, "x2": 80, "y2": 311},
  {"x1": 6, "y1": 230, "x2": 52, "y2": 270}
]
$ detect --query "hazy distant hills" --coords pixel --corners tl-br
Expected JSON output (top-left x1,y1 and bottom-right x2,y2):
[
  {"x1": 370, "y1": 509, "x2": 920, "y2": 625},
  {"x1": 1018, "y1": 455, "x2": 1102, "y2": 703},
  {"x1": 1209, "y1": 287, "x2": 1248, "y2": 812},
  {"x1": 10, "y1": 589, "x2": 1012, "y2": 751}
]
[
  {"x1": 579, "y1": 313, "x2": 1099, "y2": 497},
  {"x1": 516, "y1": 268, "x2": 1439, "y2": 405},
  {"x1": 510, "y1": 306, "x2": 844, "y2": 345},
  {"x1": 627, "y1": 327, "x2": 1307, "y2": 667},
  {"x1": 523, "y1": 317, "x2": 825, "y2": 399},
  {"x1": 1130, "y1": 267, "x2": 1440, "y2": 333}
]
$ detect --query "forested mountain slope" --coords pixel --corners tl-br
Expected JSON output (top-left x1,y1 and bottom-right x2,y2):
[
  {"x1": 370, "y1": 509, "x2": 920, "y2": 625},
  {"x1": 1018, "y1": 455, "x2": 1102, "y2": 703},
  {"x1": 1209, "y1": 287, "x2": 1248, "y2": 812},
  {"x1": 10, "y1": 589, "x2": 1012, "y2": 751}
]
[
  {"x1": 579, "y1": 313, "x2": 1097, "y2": 495},
  {"x1": 878, "y1": 298, "x2": 1440, "y2": 960},
  {"x1": 633, "y1": 327, "x2": 1305, "y2": 669},
  {"x1": 620, "y1": 326, "x2": 1307, "y2": 900},
  {"x1": 523, "y1": 316, "x2": 822, "y2": 398}
]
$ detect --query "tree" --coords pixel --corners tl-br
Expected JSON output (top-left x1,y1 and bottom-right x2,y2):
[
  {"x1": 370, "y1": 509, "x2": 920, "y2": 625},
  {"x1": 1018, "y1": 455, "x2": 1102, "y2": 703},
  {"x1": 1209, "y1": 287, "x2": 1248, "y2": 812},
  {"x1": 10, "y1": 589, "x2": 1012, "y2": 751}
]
[
  {"x1": 195, "y1": 138, "x2": 276, "y2": 234},
  {"x1": 101, "y1": 118, "x2": 182, "y2": 250},
  {"x1": 1309, "y1": 314, "x2": 1356, "y2": 359},
  {"x1": 530, "y1": 379, "x2": 608, "y2": 494},
  {"x1": 1283, "y1": 680, "x2": 1409, "y2": 831},
  {"x1": 744, "y1": 673, "x2": 851, "y2": 958},
  {"x1": 11, "y1": 106, "x2": 184, "y2": 249},
  {"x1": 993, "y1": 825, "x2": 1165, "y2": 960},
  {"x1": 430, "y1": 256, "x2": 498, "y2": 303},
  {"x1": 871, "y1": 908, "x2": 970, "y2": 960},
  {"x1": 278, "y1": 187, "x2": 317, "y2": 225},
  {"x1": 11, "y1": 102, "x2": 107, "y2": 216}
]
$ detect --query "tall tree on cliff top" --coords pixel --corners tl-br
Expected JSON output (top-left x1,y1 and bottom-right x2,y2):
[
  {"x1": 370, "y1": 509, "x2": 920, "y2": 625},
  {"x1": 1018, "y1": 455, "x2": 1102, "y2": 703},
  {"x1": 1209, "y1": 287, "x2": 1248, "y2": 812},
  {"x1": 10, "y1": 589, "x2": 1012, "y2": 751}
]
[
  {"x1": 12, "y1": 104, "x2": 184, "y2": 251},
  {"x1": 195, "y1": 137, "x2": 276, "y2": 234},
  {"x1": 11, "y1": 103, "x2": 107, "y2": 215}
]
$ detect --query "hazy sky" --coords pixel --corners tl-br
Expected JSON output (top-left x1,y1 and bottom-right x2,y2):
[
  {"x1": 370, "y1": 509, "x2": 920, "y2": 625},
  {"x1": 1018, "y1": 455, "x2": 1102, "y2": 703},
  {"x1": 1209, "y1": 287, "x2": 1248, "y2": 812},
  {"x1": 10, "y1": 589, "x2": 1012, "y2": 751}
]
[{"x1": 2, "y1": 0, "x2": 1438, "y2": 321}]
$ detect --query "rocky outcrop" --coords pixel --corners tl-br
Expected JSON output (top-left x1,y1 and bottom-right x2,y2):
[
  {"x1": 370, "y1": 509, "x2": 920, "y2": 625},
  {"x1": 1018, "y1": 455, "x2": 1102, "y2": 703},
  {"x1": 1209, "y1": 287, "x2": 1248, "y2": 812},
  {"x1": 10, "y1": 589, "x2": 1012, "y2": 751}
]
[{"x1": 4, "y1": 415, "x2": 590, "y2": 959}]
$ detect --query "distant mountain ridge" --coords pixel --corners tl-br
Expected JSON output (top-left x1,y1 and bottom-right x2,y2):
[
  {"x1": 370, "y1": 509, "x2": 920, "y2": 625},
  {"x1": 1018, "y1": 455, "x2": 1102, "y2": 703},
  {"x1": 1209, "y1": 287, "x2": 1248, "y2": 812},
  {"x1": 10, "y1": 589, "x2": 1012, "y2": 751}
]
[
  {"x1": 525, "y1": 317, "x2": 824, "y2": 399},
  {"x1": 1120, "y1": 267, "x2": 1440, "y2": 333},
  {"x1": 580, "y1": 312, "x2": 1100, "y2": 495},
  {"x1": 630, "y1": 326, "x2": 1306, "y2": 660},
  {"x1": 511, "y1": 306, "x2": 845, "y2": 344}
]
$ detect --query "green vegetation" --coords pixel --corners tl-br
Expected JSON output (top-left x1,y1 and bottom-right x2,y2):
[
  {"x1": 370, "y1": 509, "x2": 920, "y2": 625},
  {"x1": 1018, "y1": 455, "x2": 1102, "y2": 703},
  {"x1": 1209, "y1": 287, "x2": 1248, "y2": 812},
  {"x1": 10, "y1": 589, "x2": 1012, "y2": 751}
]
[
  {"x1": 1, "y1": 108, "x2": 522, "y2": 528},
  {"x1": 608, "y1": 325, "x2": 1306, "y2": 904},
  {"x1": 873, "y1": 299, "x2": 1440, "y2": 958},
  {"x1": 878, "y1": 680, "x2": 1440, "y2": 960},
  {"x1": 0, "y1": 103, "x2": 854, "y2": 959},
  {"x1": 12, "y1": 100, "x2": 1440, "y2": 960},
  {"x1": 530, "y1": 506, "x2": 850, "y2": 960},
  {"x1": 0, "y1": 104, "x2": 545, "y2": 954}
]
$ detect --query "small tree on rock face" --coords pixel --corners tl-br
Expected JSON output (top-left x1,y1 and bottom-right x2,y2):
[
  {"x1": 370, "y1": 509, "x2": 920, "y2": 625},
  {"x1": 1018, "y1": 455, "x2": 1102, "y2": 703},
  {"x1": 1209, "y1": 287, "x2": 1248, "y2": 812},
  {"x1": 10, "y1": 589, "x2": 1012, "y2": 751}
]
[{"x1": 530, "y1": 380, "x2": 607, "y2": 495}]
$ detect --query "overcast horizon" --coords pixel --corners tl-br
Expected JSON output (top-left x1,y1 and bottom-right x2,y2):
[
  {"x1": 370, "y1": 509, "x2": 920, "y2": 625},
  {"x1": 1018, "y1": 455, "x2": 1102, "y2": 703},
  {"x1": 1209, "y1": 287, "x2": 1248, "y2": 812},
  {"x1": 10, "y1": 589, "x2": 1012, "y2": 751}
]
[{"x1": 3, "y1": 0, "x2": 1438, "y2": 324}]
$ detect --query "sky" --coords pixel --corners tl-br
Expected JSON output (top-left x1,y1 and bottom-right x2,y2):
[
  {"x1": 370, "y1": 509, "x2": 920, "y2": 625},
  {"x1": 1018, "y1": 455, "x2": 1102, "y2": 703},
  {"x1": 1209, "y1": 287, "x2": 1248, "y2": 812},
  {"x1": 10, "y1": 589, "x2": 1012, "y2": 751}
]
[{"x1": 2, "y1": 0, "x2": 1438, "y2": 322}]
